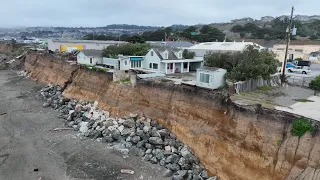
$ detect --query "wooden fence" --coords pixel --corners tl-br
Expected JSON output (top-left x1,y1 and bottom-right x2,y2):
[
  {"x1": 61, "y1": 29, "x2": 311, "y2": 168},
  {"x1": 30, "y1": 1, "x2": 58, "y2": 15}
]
[{"x1": 233, "y1": 74, "x2": 281, "y2": 93}]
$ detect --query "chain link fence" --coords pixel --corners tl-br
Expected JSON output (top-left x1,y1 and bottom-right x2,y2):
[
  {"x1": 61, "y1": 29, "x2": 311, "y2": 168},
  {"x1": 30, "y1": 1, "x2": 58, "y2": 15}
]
[{"x1": 287, "y1": 75, "x2": 315, "y2": 87}]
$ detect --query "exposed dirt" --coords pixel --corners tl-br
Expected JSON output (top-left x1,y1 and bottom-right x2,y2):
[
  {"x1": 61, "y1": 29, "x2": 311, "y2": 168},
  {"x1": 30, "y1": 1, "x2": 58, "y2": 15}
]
[{"x1": 20, "y1": 51, "x2": 320, "y2": 180}]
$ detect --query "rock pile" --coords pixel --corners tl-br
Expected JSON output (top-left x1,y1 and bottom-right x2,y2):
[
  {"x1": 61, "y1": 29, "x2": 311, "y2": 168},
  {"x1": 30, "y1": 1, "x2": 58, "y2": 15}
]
[{"x1": 40, "y1": 85, "x2": 217, "y2": 180}]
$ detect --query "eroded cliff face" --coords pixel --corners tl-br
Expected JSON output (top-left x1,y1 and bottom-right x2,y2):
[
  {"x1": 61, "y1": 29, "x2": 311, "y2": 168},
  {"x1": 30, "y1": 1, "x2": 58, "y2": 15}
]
[
  {"x1": 24, "y1": 52, "x2": 320, "y2": 180},
  {"x1": 25, "y1": 53, "x2": 78, "y2": 88}
]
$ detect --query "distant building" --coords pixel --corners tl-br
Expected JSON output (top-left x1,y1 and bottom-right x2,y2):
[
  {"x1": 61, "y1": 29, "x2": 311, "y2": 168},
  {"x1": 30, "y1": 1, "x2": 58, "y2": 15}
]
[
  {"x1": 294, "y1": 15, "x2": 320, "y2": 21},
  {"x1": 196, "y1": 67, "x2": 227, "y2": 89},
  {"x1": 143, "y1": 48, "x2": 203, "y2": 74},
  {"x1": 261, "y1": 16, "x2": 274, "y2": 22},
  {"x1": 294, "y1": 15, "x2": 311, "y2": 21},
  {"x1": 48, "y1": 39, "x2": 127, "y2": 52},
  {"x1": 77, "y1": 50, "x2": 103, "y2": 65},
  {"x1": 187, "y1": 41, "x2": 264, "y2": 57},
  {"x1": 273, "y1": 43, "x2": 320, "y2": 62},
  {"x1": 278, "y1": 15, "x2": 289, "y2": 21},
  {"x1": 146, "y1": 41, "x2": 194, "y2": 49},
  {"x1": 231, "y1": 17, "x2": 254, "y2": 23},
  {"x1": 309, "y1": 51, "x2": 320, "y2": 61}
]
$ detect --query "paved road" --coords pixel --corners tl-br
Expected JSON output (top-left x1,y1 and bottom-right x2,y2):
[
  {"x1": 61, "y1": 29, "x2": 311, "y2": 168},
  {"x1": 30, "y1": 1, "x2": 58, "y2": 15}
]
[{"x1": 0, "y1": 70, "x2": 168, "y2": 180}]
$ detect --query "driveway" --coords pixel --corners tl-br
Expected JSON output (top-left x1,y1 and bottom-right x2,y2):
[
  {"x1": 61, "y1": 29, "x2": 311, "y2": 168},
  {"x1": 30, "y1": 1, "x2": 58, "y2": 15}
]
[
  {"x1": 275, "y1": 96, "x2": 320, "y2": 121},
  {"x1": 0, "y1": 70, "x2": 168, "y2": 180}
]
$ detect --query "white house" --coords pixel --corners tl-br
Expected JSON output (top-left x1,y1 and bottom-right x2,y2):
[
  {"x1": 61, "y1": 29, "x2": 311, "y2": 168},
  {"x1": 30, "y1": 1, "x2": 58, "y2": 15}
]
[
  {"x1": 118, "y1": 55, "x2": 144, "y2": 71},
  {"x1": 188, "y1": 41, "x2": 265, "y2": 57},
  {"x1": 196, "y1": 67, "x2": 227, "y2": 89},
  {"x1": 309, "y1": 51, "x2": 320, "y2": 61},
  {"x1": 143, "y1": 48, "x2": 203, "y2": 74},
  {"x1": 77, "y1": 50, "x2": 103, "y2": 65}
]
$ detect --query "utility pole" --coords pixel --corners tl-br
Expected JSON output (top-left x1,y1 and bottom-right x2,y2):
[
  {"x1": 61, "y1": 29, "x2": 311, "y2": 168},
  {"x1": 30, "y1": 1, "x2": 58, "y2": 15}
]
[
  {"x1": 165, "y1": 31, "x2": 167, "y2": 41},
  {"x1": 281, "y1": 6, "x2": 295, "y2": 85}
]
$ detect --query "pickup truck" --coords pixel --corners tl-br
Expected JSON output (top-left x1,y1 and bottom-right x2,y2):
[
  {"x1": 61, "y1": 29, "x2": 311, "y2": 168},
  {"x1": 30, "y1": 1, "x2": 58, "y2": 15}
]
[{"x1": 288, "y1": 66, "x2": 311, "y2": 74}]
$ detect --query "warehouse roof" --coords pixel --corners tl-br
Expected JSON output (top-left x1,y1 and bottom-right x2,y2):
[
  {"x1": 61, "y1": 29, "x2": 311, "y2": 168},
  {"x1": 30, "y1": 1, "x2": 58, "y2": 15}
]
[{"x1": 51, "y1": 39, "x2": 127, "y2": 44}]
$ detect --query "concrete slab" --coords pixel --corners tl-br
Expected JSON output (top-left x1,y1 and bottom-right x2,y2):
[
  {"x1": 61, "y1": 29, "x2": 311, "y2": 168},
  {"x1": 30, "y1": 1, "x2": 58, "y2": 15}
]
[{"x1": 275, "y1": 96, "x2": 320, "y2": 121}]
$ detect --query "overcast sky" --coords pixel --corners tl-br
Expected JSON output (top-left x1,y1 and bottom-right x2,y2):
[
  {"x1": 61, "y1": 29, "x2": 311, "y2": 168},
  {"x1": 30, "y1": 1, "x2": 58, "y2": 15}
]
[{"x1": 1, "y1": 0, "x2": 319, "y2": 27}]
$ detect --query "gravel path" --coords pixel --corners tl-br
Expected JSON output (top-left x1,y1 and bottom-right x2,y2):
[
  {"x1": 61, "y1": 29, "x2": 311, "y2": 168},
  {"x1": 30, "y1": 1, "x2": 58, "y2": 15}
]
[{"x1": 0, "y1": 70, "x2": 169, "y2": 180}]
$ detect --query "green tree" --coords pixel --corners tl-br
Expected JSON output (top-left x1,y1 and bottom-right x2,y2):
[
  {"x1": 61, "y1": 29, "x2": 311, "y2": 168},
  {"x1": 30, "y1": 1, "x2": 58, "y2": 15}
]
[
  {"x1": 240, "y1": 32, "x2": 245, "y2": 38},
  {"x1": 205, "y1": 45, "x2": 279, "y2": 82},
  {"x1": 165, "y1": 27, "x2": 173, "y2": 34},
  {"x1": 230, "y1": 25, "x2": 243, "y2": 32},
  {"x1": 102, "y1": 43, "x2": 150, "y2": 57},
  {"x1": 128, "y1": 35, "x2": 145, "y2": 43},
  {"x1": 182, "y1": 49, "x2": 195, "y2": 59},
  {"x1": 294, "y1": 57, "x2": 303, "y2": 61},
  {"x1": 309, "y1": 75, "x2": 320, "y2": 95},
  {"x1": 200, "y1": 25, "x2": 211, "y2": 34},
  {"x1": 310, "y1": 35, "x2": 318, "y2": 40}
]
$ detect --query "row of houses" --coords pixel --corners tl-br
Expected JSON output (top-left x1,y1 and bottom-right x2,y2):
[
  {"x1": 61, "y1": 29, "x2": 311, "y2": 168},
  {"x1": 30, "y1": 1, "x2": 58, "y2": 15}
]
[
  {"x1": 77, "y1": 48, "x2": 204, "y2": 75},
  {"x1": 48, "y1": 38, "x2": 320, "y2": 62},
  {"x1": 77, "y1": 48, "x2": 227, "y2": 90},
  {"x1": 76, "y1": 41, "x2": 260, "y2": 75}
]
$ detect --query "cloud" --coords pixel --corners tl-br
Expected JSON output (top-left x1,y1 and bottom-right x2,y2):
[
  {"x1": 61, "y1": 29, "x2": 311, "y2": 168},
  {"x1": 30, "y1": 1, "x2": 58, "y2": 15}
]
[{"x1": 0, "y1": 0, "x2": 319, "y2": 27}]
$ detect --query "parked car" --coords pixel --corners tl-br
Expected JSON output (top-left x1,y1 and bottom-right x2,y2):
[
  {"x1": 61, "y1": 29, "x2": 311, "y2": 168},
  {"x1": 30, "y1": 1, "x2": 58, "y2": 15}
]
[
  {"x1": 286, "y1": 63, "x2": 296, "y2": 72},
  {"x1": 288, "y1": 66, "x2": 311, "y2": 74},
  {"x1": 278, "y1": 63, "x2": 296, "y2": 72}
]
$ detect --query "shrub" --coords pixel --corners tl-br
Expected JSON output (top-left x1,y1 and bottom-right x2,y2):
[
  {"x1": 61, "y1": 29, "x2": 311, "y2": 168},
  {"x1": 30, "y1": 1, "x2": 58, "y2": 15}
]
[
  {"x1": 291, "y1": 118, "x2": 313, "y2": 137},
  {"x1": 309, "y1": 75, "x2": 320, "y2": 95},
  {"x1": 160, "y1": 78, "x2": 170, "y2": 83}
]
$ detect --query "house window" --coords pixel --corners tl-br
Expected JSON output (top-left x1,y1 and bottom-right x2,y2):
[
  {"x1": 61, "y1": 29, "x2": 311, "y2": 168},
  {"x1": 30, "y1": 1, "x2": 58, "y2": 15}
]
[
  {"x1": 183, "y1": 63, "x2": 188, "y2": 69},
  {"x1": 153, "y1": 63, "x2": 158, "y2": 69},
  {"x1": 131, "y1": 61, "x2": 142, "y2": 68},
  {"x1": 178, "y1": 52, "x2": 182, "y2": 59},
  {"x1": 90, "y1": 58, "x2": 93, "y2": 64},
  {"x1": 164, "y1": 52, "x2": 168, "y2": 59},
  {"x1": 199, "y1": 73, "x2": 210, "y2": 83},
  {"x1": 149, "y1": 63, "x2": 152, "y2": 68},
  {"x1": 151, "y1": 51, "x2": 154, "y2": 56},
  {"x1": 124, "y1": 60, "x2": 127, "y2": 65}
]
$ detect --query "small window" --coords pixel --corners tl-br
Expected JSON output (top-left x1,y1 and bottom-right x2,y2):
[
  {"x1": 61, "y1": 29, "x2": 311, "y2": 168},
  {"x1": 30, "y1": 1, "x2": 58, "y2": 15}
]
[
  {"x1": 153, "y1": 63, "x2": 158, "y2": 69},
  {"x1": 149, "y1": 63, "x2": 152, "y2": 68},
  {"x1": 178, "y1": 52, "x2": 182, "y2": 59},
  {"x1": 90, "y1": 58, "x2": 93, "y2": 64},
  {"x1": 124, "y1": 60, "x2": 127, "y2": 65},
  {"x1": 199, "y1": 73, "x2": 210, "y2": 83},
  {"x1": 164, "y1": 52, "x2": 168, "y2": 59},
  {"x1": 151, "y1": 51, "x2": 154, "y2": 56}
]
